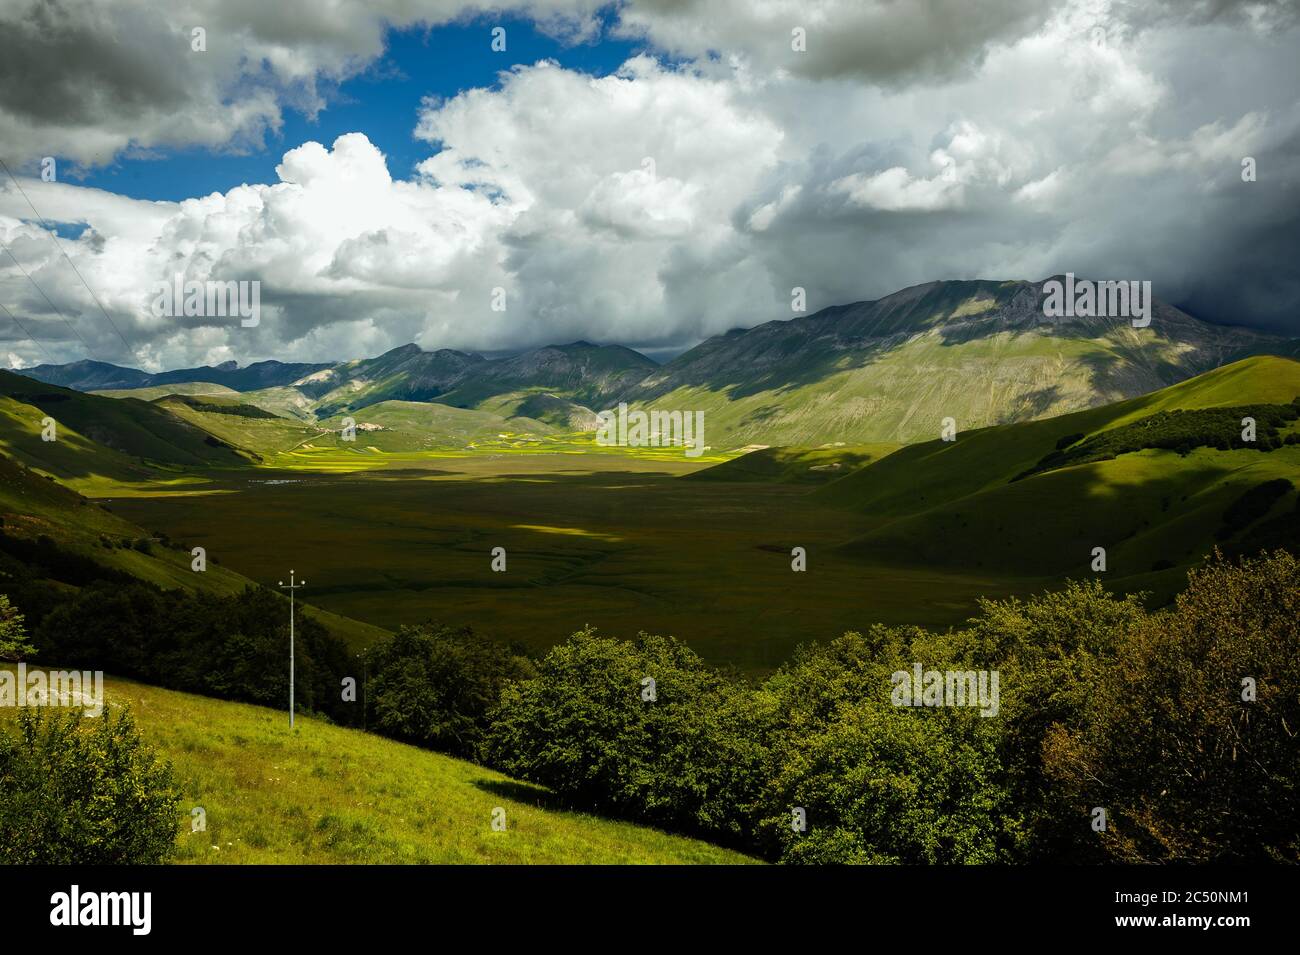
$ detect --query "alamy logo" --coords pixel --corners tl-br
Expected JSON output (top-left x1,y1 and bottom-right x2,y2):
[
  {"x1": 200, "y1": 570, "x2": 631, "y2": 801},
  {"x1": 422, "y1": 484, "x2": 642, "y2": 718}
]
[
  {"x1": 0, "y1": 663, "x2": 104, "y2": 717},
  {"x1": 596, "y1": 402, "x2": 705, "y2": 458},
  {"x1": 891, "y1": 663, "x2": 1000, "y2": 717},
  {"x1": 151, "y1": 274, "x2": 261, "y2": 327},
  {"x1": 50, "y1": 885, "x2": 151, "y2": 935},
  {"x1": 1042, "y1": 272, "x2": 1151, "y2": 328}
]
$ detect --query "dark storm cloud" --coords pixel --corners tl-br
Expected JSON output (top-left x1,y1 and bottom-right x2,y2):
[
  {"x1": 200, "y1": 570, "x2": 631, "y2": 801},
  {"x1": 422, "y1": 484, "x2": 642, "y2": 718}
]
[{"x1": 0, "y1": 1, "x2": 190, "y2": 126}]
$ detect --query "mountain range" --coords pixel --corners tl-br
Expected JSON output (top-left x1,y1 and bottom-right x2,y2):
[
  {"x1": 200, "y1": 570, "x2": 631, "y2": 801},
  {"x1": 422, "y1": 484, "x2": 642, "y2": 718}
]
[{"x1": 20, "y1": 277, "x2": 1298, "y2": 446}]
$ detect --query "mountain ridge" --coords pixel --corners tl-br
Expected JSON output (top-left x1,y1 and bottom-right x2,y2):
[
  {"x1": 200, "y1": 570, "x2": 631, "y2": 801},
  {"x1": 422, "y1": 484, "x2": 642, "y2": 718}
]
[{"x1": 18, "y1": 278, "x2": 1297, "y2": 445}]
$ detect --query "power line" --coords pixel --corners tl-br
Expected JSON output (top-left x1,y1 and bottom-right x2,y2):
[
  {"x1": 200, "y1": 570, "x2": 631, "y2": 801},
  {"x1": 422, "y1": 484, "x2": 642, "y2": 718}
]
[
  {"x1": 0, "y1": 158, "x2": 134, "y2": 358},
  {"x1": 0, "y1": 299, "x2": 56, "y2": 363},
  {"x1": 0, "y1": 234, "x2": 95, "y2": 356}
]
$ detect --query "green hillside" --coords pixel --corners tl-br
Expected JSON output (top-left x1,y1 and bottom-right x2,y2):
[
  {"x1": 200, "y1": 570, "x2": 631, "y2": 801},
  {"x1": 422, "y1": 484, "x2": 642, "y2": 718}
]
[
  {"x1": 236, "y1": 385, "x2": 321, "y2": 421},
  {"x1": 0, "y1": 418, "x2": 387, "y2": 648},
  {"x1": 0, "y1": 669, "x2": 756, "y2": 864},
  {"x1": 153, "y1": 396, "x2": 327, "y2": 457},
  {"x1": 319, "y1": 401, "x2": 553, "y2": 452},
  {"x1": 818, "y1": 356, "x2": 1300, "y2": 597},
  {"x1": 687, "y1": 443, "x2": 900, "y2": 484},
  {"x1": 0, "y1": 371, "x2": 250, "y2": 472},
  {"x1": 477, "y1": 390, "x2": 601, "y2": 431},
  {"x1": 93, "y1": 382, "x2": 243, "y2": 400}
]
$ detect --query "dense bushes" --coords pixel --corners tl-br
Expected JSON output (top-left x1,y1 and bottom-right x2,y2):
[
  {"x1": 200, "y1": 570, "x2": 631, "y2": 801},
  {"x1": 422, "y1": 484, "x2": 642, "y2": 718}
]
[
  {"x1": 478, "y1": 554, "x2": 1299, "y2": 864},
  {"x1": 1043, "y1": 550, "x2": 1300, "y2": 862},
  {"x1": 482, "y1": 630, "x2": 768, "y2": 843},
  {"x1": 757, "y1": 637, "x2": 1017, "y2": 863},
  {"x1": 36, "y1": 582, "x2": 353, "y2": 724},
  {"x1": 364, "y1": 623, "x2": 534, "y2": 756},
  {"x1": 0, "y1": 707, "x2": 180, "y2": 863}
]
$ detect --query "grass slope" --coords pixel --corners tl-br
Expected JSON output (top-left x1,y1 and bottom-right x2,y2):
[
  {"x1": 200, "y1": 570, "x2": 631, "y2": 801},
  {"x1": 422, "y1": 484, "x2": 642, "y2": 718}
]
[
  {"x1": 819, "y1": 356, "x2": 1300, "y2": 598},
  {"x1": 0, "y1": 371, "x2": 249, "y2": 471},
  {"x1": 687, "y1": 443, "x2": 900, "y2": 484},
  {"x1": 0, "y1": 669, "x2": 755, "y2": 864},
  {"x1": 93, "y1": 382, "x2": 243, "y2": 400}
]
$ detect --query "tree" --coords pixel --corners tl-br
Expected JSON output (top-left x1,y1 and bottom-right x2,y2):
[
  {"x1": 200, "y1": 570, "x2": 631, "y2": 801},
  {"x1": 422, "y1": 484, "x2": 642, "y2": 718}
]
[
  {"x1": 0, "y1": 593, "x2": 35, "y2": 662},
  {"x1": 481, "y1": 628, "x2": 768, "y2": 843},
  {"x1": 1044, "y1": 550, "x2": 1300, "y2": 862},
  {"x1": 0, "y1": 707, "x2": 180, "y2": 863},
  {"x1": 366, "y1": 623, "x2": 535, "y2": 756}
]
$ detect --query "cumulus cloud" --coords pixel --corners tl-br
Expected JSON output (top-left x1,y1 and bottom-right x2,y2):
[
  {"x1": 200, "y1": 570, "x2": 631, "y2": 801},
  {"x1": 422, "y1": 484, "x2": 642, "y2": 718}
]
[{"x1": 1, "y1": 0, "x2": 1298, "y2": 371}]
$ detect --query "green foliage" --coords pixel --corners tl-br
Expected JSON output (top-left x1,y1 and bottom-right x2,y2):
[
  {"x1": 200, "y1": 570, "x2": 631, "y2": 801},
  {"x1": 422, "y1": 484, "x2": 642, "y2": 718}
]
[
  {"x1": 36, "y1": 583, "x2": 353, "y2": 723},
  {"x1": 1044, "y1": 550, "x2": 1300, "y2": 863},
  {"x1": 939, "y1": 581, "x2": 1147, "y2": 861},
  {"x1": 0, "y1": 593, "x2": 35, "y2": 662},
  {"x1": 0, "y1": 706, "x2": 180, "y2": 863},
  {"x1": 757, "y1": 629, "x2": 1018, "y2": 863},
  {"x1": 364, "y1": 623, "x2": 534, "y2": 756},
  {"x1": 481, "y1": 629, "x2": 769, "y2": 843},
  {"x1": 1016, "y1": 400, "x2": 1300, "y2": 480},
  {"x1": 478, "y1": 563, "x2": 1295, "y2": 864}
]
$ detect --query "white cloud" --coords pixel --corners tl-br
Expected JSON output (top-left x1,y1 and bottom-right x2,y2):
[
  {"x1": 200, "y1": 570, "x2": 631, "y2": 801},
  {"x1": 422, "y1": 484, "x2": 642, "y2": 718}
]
[{"x1": 2, "y1": 0, "x2": 1299, "y2": 370}]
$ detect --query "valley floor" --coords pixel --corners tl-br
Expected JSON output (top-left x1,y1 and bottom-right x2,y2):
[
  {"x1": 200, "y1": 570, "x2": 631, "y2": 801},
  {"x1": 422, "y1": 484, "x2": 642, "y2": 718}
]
[{"x1": 103, "y1": 452, "x2": 1048, "y2": 668}]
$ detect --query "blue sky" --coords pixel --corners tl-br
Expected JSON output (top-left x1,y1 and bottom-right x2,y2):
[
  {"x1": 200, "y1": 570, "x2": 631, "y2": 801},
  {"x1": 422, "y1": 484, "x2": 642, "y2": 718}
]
[{"x1": 78, "y1": 17, "x2": 643, "y2": 202}]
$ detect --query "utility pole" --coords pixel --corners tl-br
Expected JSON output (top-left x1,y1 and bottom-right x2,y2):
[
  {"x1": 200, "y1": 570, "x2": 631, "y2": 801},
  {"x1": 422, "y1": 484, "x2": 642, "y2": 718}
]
[{"x1": 278, "y1": 570, "x2": 306, "y2": 729}]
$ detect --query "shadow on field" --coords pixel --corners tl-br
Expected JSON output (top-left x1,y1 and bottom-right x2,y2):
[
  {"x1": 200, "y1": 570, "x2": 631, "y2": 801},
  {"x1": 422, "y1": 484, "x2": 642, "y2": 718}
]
[{"x1": 472, "y1": 778, "x2": 574, "y2": 812}]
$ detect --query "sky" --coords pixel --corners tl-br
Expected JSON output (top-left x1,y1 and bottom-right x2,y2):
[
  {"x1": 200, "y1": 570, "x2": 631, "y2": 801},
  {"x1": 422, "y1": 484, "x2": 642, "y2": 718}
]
[{"x1": 0, "y1": 0, "x2": 1298, "y2": 372}]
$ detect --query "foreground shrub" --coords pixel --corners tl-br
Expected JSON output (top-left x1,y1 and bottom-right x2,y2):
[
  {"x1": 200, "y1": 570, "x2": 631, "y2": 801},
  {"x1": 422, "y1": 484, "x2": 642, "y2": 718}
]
[
  {"x1": 765, "y1": 702, "x2": 1013, "y2": 864},
  {"x1": 0, "y1": 707, "x2": 180, "y2": 863},
  {"x1": 757, "y1": 629, "x2": 1019, "y2": 863},
  {"x1": 0, "y1": 593, "x2": 35, "y2": 662},
  {"x1": 935, "y1": 581, "x2": 1147, "y2": 862},
  {"x1": 1044, "y1": 550, "x2": 1300, "y2": 862}
]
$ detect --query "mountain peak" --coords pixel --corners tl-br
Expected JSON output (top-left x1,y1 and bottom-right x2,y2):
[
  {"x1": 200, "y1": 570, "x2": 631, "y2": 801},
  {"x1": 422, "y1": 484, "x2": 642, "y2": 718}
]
[{"x1": 385, "y1": 343, "x2": 425, "y2": 357}]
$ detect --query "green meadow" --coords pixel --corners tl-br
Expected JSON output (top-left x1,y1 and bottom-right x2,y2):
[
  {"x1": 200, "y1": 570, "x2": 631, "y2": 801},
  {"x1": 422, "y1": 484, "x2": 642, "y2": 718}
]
[
  {"x1": 0, "y1": 668, "x2": 755, "y2": 864},
  {"x1": 105, "y1": 452, "x2": 1039, "y2": 669}
]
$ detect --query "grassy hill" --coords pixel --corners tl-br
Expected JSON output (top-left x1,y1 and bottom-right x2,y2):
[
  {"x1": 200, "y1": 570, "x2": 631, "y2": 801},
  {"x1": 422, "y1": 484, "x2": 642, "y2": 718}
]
[
  {"x1": 0, "y1": 669, "x2": 755, "y2": 864},
  {"x1": 817, "y1": 356, "x2": 1300, "y2": 599},
  {"x1": 0, "y1": 371, "x2": 250, "y2": 473},
  {"x1": 319, "y1": 401, "x2": 551, "y2": 452},
  {"x1": 687, "y1": 443, "x2": 900, "y2": 484},
  {"x1": 153, "y1": 396, "x2": 327, "y2": 457},
  {"x1": 477, "y1": 390, "x2": 602, "y2": 431},
  {"x1": 93, "y1": 382, "x2": 243, "y2": 400}
]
